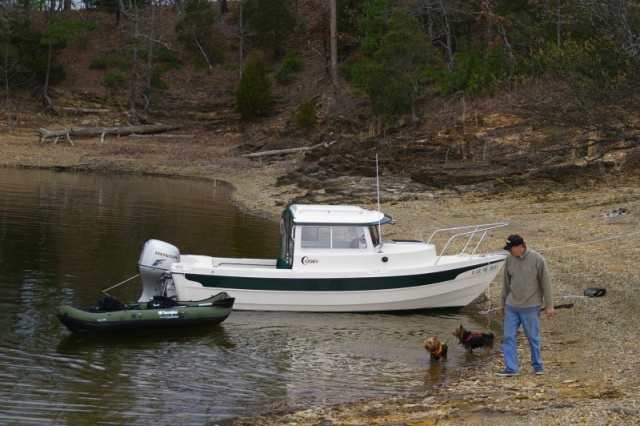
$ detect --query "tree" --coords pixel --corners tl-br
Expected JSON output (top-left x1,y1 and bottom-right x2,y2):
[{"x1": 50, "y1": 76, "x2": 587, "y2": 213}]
[
  {"x1": 412, "y1": 0, "x2": 474, "y2": 93},
  {"x1": 236, "y1": 52, "x2": 272, "y2": 119},
  {"x1": 40, "y1": 18, "x2": 98, "y2": 114},
  {"x1": 349, "y1": 8, "x2": 440, "y2": 122},
  {"x1": 244, "y1": 0, "x2": 296, "y2": 60},
  {"x1": 517, "y1": 1, "x2": 640, "y2": 161},
  {"x1": 0, "y1": 10, "x2": 30, "y2": 131},
  {"x1": 175, "y1": 0, "x2": 225, "y2": 69}
]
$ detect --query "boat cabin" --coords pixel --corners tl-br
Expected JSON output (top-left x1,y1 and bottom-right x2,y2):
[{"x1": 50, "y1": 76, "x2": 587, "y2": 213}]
[{"x1": 277, "y1": 204, "x2": 392, "y2": 269}]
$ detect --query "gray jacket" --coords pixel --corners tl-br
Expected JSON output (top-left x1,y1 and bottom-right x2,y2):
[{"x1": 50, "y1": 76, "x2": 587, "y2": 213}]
[{"x1": 500, "y1": 248, "x2": 553, "y2": 309}]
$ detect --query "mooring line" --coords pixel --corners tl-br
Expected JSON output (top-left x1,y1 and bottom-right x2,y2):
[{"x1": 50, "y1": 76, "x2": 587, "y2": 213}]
[
  {"x1": 102, "y1": 274, "x2": 140, "y2": 295},
  {"x1": 536, "y1": 230, "x2": 640, "y2": 252},
  {"x1": 481, "y1": 230, "x2": 640, "y2": 316}
]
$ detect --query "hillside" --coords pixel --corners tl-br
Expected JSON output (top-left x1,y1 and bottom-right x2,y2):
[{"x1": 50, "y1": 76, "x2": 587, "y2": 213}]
[{"x1": 5, "y1": 5, "x2": 640, "y2": 202}]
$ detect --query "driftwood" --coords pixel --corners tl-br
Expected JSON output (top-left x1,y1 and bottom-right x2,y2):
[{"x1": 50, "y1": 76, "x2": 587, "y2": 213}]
[
  {"x1": 62, "y1": 107, "x2": 110, "y2": 114},
  {"x1": 36, "y1": 124, "x2": 183, "y2": 145},
  {"x1": 130, "y1": 134, "x2": 194, "y2": 138},
  {"x1": 243, "y1": 140, "x2": 337, "y2": 158}
]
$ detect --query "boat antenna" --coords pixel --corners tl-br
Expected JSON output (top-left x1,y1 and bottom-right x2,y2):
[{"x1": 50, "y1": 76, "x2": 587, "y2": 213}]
[{"x1": 376, "y1": 154, "x2": 383, "y2": 246}]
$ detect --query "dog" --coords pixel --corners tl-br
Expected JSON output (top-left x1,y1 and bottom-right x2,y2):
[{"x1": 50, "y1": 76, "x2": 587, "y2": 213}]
[
  {"x1": 453, "y1": 324, "x2": 494, "y2": 355},
  {"x1": 424, "y1": 336, "x2": 448, "y2": 361}
]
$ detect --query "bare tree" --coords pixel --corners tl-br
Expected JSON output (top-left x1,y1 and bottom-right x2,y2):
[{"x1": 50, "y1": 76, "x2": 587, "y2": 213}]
[
  {"x1": 142, "y1": 0, "x2": 159, "y2": 114},
  {"x1": 516, "y1": 1, "x2": 640, "y2": 161},
  {"x1": 119, "y1": 0, "x2": 141, "y2": 124},
  {"x1": 329, "y1": 0, "x2": 337, "y2": 89},
  {"x1": 0, "y1": 10, "x2": 30, "y2": 130}
]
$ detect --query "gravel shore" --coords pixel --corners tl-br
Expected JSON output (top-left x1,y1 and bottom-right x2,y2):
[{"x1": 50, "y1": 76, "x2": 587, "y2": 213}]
[{"x1": 2, "y1": 132, "x2": 640, "y2": 425}]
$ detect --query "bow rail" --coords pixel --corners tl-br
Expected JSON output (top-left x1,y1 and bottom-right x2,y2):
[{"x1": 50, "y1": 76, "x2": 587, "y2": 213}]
[{"x1": 426, "y1": 222, "x2": 509, "y2": 264}]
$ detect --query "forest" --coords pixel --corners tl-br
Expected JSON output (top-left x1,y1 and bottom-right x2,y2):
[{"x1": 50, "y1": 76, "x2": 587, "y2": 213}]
[{"x1": 2, "y1": 0, "x2": 640, "y2": 164}]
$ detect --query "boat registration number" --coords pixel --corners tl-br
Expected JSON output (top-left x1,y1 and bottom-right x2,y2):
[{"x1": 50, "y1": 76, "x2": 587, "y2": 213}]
[{"x1": 471, "y1": 264, "x2": 501, "y2": 275}]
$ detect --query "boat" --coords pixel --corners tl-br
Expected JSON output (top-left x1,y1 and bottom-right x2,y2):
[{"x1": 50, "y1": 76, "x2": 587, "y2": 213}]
[
  {"x1": 57, "y1": 292, "x2": 235, "y2": 335},
  {"x1": 136, "y1": 204, "x2": 508, "y2": 313}
]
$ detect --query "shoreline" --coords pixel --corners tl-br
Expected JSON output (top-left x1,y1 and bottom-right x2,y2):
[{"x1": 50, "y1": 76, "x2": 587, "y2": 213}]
[{"x1": 3, "y1": 134, "x2": 640, "y2": 425}]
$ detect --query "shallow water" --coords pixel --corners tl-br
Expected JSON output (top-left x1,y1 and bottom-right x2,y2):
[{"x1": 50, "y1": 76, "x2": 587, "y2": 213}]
[{"x1": 0, "y1": 168, "x2": 502, "y2": 425}]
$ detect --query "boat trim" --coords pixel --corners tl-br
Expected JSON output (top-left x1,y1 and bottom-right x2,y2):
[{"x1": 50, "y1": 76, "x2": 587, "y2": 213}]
[{"x1": 183, "y1": 260, "x2": 503, "y2": 292}]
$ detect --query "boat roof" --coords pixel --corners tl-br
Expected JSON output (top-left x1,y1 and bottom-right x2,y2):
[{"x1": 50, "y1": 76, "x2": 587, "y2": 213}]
[{"x1": 286, "y1": 204, "x2": 392, "y2": 225}]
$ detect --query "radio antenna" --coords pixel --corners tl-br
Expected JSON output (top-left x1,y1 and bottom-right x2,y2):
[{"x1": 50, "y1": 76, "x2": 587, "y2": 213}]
[{"x1": 376, "y1": 154, "x2": 382, "y2": 246}]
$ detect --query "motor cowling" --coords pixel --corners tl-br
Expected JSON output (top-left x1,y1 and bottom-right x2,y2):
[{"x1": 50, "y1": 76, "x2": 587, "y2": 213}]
[{"x1": 137, "y1": 239, "x2": 180, "y2": 302}]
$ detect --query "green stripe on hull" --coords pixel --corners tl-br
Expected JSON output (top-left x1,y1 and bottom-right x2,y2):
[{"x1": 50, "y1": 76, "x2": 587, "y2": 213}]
[{"x1": 185, "y1": 261, "x2": 501, "y2": 292}]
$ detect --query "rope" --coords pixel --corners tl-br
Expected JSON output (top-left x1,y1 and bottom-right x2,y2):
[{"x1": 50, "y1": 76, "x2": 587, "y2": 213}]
[
  {"x1": 536, "y1": 229, "x2": 640, "y2": 252},
  {"x1": 482, "y1": 230, "x2": 639, "y2": 315},
  {"x1": 102, "y1": 274, "x2": 140, "y2": 295}
]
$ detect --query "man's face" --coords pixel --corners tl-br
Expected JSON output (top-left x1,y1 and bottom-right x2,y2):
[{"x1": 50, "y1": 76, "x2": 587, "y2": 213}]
[{"x1": 508, "y1": 245, "x2": 525, "y2": 256}]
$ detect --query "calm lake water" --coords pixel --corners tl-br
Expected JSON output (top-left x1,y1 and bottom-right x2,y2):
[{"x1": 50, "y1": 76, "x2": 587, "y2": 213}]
[{"x1": 0, "y1": 168, "x2": 502, "y2": 425}]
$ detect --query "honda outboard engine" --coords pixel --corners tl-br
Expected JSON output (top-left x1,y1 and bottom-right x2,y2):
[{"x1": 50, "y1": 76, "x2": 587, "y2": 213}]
[{"x1": 137, "y1": 239, "x2": 180, "y2": 302}]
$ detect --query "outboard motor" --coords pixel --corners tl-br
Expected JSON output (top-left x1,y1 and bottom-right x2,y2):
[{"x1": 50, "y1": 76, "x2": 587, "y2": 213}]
[{"x1": 137, "y1": 239, "x2": 180, "y2": 302}]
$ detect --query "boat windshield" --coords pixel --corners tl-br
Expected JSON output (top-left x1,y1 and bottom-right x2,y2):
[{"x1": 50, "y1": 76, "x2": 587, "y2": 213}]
[{"x1": 300, "y1": 226, "x2": 366, "y2": 249}]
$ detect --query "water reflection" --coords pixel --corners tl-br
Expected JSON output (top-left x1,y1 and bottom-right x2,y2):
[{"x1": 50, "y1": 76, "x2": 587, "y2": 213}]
[{"x1": 0, "y1": 168, "x2": 502, "y2": 425}]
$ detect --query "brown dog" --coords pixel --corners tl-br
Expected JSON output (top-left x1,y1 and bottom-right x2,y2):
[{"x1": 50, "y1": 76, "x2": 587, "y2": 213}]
[
  {"x1": 453, "y1": 324, "x2": 494, "y2": 355},
  {"x1": 424, "y1": 336, "x2": 448, "y2": 361}
]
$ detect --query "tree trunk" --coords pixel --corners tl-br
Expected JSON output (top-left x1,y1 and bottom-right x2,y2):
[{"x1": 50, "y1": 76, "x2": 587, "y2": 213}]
[
  {"x1": 37, "y1": 124, "x2": 183, "y2": 144},
  {"x1": 243, "y1": 140, "x2": 337, "y2": 158},
  {"x1": 143, "y1": 0, "x2": 159, "y2": 114},
  {"x1": 329, "y1": 0, "x2": 338, "y2": 89}
]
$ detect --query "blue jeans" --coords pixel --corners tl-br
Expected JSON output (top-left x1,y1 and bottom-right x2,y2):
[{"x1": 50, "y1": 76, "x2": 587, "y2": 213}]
[{"x1": 502, "y1": 305, "x2": 542, "y2": 372}]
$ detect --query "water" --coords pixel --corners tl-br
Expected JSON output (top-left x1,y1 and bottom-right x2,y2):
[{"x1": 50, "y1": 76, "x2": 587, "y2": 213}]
[{"x1": 0, "y1": 168, "x2": 501, "y2": 425}]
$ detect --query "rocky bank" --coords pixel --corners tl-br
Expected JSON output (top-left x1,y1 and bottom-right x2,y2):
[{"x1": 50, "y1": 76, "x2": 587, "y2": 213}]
[{"x1": 2, "y1": 128, "x2": 640, "y2": 425}]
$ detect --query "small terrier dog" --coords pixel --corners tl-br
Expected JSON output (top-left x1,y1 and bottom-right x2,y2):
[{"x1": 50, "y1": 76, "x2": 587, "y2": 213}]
[
  {"x1": 424, "y1": 336, "x2": 448, "y2": 361},
  {"x1": 453, "y1": 324, "x2": 495, "y2": 355}
]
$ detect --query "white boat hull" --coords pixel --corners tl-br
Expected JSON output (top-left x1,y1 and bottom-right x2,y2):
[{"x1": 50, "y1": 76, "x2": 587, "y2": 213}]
[{"x1": 166, "y1": 255, "x2": 505, "y2": 312}]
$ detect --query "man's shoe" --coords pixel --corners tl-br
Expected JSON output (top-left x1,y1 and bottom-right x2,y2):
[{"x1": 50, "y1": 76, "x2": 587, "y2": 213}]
[
  {"x1": 495, "y1": 369, "x2": 518, "y2": 377},
  {"x1": 534, "y1": 367, "x2": 544, "y2": 375}
]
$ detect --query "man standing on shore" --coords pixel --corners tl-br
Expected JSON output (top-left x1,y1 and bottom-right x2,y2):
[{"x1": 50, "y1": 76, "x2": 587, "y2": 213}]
[{"x1": 496, "y1": 234, "x2": 554, "y2": 377}]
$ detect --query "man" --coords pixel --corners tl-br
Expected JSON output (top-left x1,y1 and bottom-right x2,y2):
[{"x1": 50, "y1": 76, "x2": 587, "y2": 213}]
[{"x1": 496, "y1": 234, "x2": 554, "y2": 377}]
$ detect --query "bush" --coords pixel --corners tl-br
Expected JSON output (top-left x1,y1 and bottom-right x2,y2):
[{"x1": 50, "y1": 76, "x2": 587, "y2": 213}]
[
  {"x1": 104, "y1": 71, "x2": 126, "y2": 88},
  {"x1": 236, "y1": 53, "x2": 272, "y2": 119},
  {"x1": 89, "y1": 57, "x2": 109, "y2": 70},
  {"x1": 296, "y1": 101, "x2": 316, "y2": 130},
  {"x1": 275, "y1": 52, "x2": 302, "y2": 84}
]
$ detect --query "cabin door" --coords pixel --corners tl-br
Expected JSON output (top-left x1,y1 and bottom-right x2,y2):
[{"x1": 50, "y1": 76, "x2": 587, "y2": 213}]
[{"x1": 277, "y1": 209, "x2": 294, "y2": 269}]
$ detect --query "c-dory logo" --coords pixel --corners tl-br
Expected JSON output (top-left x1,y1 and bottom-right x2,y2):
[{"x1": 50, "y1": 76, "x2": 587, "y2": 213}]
[{"x1": 301, "y1": 256, "x2": 319, "y2": 265}]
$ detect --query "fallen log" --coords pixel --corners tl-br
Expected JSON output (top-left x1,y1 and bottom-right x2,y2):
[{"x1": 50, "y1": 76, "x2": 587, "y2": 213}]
[
  {"x1": 243, "y1": 140, "x2": 337, "y2": 158},
  {"x1": 62, "y1": 107, "x2": 110, "y2": 114},
  {"x1": 36, "y1": 124, "x2": 183, "y2": 144}
]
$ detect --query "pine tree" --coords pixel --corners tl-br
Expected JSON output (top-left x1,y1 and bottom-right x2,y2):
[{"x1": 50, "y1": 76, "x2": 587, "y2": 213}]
[{"x1": 236, "y1": 53, "x2": 272, "y2": 119}]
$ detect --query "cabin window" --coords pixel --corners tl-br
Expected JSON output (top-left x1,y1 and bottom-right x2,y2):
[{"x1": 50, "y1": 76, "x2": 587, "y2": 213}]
[
  {"x1": 333, "y1": 226, "x2": 358, "y2": 248},
  {"x1": 369, "y1": 225, "x2": 381, "y2": 247},
  {"x1": 301, "y1": 226, "x2": 331, "y2": 248},
  {"x1": 300, "y1": 226, "x2": 366, "y2": 249}
]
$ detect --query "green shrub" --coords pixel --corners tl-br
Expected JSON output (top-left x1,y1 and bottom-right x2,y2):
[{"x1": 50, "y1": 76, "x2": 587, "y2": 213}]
[
  {"x1": 104, "y1": 71, "x2": 126, "y2": 88},
  {"x1": 236, "y1": 53, "x2": 272, "y2": 119},
  {"x1": 296, "y1": 101, "x2": 316, "y2": 130},
  {"x1": 275, "y1": 52, "x2": 302, "y2": 84},
  {"x1": 156, "y1": 45, "x2": 184, "y2": 67},
  {"x1": 151, "y1": 67, "x2": 169, "y2": 90},
  {"x1": 89, "y1": 57, "x2": 108, "y2": 70}
]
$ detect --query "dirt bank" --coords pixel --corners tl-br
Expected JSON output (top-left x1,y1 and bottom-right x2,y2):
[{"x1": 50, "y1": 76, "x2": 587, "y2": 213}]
[{"x1": 2, "y1": 130, "x2": 640, "y2": 425}]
